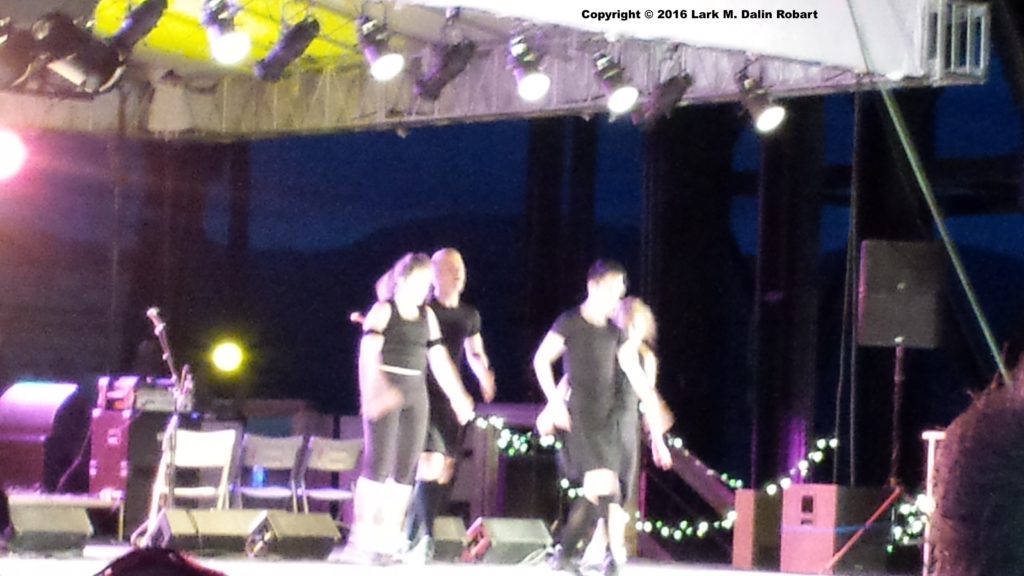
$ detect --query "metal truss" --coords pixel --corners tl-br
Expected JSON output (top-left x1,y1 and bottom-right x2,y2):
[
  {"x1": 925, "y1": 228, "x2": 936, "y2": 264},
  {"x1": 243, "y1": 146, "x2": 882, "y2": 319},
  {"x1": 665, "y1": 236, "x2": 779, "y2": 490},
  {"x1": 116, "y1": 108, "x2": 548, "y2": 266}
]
[{"x1": 0, "y1": 1, "x2": 990, "y2": 140}]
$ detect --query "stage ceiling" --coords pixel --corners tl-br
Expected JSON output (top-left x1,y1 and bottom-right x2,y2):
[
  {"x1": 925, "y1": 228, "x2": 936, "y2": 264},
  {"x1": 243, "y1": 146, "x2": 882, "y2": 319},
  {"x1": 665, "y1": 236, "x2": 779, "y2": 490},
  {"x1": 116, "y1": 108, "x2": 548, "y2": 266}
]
[{"x1": 0, "y1": 0, "x2": 991, "y2": 140}]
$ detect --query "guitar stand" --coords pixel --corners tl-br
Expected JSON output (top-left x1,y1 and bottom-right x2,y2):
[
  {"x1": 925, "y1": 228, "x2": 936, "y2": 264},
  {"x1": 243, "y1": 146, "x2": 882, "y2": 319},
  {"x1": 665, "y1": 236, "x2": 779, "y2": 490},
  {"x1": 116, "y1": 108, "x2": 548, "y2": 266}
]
[{"x1": 129, "y1": 308, "x2": 193, "y2": 548}]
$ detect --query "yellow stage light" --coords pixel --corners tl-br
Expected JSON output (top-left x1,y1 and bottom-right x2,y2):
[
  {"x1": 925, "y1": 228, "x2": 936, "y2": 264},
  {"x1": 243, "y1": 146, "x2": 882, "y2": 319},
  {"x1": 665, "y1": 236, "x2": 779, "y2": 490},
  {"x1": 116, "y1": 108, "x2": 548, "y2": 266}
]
[{"x1": 211, "y1": 340, "x2": 244, "y2": 373}]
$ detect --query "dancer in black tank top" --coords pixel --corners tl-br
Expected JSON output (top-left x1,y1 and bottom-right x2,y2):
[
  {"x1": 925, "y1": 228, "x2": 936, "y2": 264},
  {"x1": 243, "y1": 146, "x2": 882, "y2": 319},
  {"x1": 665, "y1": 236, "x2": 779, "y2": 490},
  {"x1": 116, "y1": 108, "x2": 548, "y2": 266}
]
[
  {"x1": 533, "y1": 261, "x2": 671, "y2": 575},
  {"x1": 342, "y1": 253, "x2": 475, "y2": 565},
  {"x1": 405, "y1": 248, "x2": 496, "y2": 560}
]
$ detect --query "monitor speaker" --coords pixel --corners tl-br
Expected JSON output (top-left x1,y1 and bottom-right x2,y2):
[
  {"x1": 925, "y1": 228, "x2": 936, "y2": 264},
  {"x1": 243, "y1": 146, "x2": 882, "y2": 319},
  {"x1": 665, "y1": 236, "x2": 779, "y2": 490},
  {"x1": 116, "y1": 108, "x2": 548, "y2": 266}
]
[
  {"x1": 463, "y1": 517, "x2": 552, "y2": 564},
  {"x1": 155, "y1": 509, "x2": 263, "y2": 554},
  {"x1": 432, "y1": 515, "x2": 467, "y2": 561},
  {"x1": 246, "y1": 511, "x2": 339, "y2": 559},
  {"x1": 6, "y1": 504, "x2": 93, "y2": 553},
  {"x1": 857, "y1": 240, "x2": 944, "y2": 349}
]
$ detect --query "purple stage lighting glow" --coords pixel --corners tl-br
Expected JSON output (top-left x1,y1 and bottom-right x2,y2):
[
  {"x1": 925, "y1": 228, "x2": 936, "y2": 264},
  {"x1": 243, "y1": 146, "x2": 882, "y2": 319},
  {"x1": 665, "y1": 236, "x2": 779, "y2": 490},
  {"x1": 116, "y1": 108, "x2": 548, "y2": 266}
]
[{"x1": 0, "y1": 128, "x2": 27, "y2": 181}]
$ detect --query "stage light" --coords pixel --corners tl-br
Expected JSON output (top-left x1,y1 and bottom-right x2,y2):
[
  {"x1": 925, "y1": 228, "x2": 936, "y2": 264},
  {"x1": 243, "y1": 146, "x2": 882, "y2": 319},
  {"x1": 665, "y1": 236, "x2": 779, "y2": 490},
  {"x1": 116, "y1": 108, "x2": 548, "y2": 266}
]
[
  {"x1": 32, "y1": 12, "x2": 125, "y2": 94},
  {"x1": 414, "y1": 40, "x2": 476, "y2": 101},
  {"x1": 358, "y1": 16, "x2": 404, "y2": 82},
  {"x1": 508, "y1": 35, "x2": 549, "y2": 102},
  {"x1": 634, "y1": 73, "x2": 692, "y2": 126},
  {"x1": 211, "y1": 340, "x2": 245, "y2": 374},
  {"x1": 0, "y1": 18, "x2": 36, "y2": 89},
  {"x1": 255, "y1": 17, "x2": 319, "y2": 82},
  {"x1": 110, "y1": 0, "x2": 168, "y2": 52},
  {"x1": 738, "y1": 74, "x2": 786, "y2": 133},
  {"x1": 0, "y1": 129, "x2": 28, "y2": 181},
  {"x1": 203, "y1": 0, "x2": 251, "y2": 65},
  {"x1": 593, "y1": 52, "x2": 638, "y2": 114}
]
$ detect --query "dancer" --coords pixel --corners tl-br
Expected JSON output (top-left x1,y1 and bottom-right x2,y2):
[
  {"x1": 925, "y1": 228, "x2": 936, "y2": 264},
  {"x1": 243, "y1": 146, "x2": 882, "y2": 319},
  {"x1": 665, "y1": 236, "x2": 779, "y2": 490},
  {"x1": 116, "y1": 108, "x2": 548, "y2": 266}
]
[
  {"x1": 580, "y1": 297, "x2": 673, "y2": 572},
  {"x1": 533, "y1": 261, "x2": 670, "y2": 575},
  {"x1": 344, "y1": 252, "x2": 475, "y2": 564},
  {"x1": 405, "y1": 248, "x2": 497, "y2": 560}
]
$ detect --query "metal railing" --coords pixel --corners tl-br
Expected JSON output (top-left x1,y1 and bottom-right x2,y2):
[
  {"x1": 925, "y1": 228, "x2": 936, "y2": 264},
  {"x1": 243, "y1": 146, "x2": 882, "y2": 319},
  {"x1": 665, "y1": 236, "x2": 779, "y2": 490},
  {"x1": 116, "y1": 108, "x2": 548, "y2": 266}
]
[{"x1": 927, "y1": 0, "x2": 991, "y2": 80}]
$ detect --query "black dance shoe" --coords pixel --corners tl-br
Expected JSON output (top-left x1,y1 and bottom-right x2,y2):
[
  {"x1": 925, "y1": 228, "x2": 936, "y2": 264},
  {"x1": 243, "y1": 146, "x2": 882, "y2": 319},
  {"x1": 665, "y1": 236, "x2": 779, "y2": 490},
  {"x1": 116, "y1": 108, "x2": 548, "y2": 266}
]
[{"x1": 548, "y1": 544, "x2": 577, "y2": 573}]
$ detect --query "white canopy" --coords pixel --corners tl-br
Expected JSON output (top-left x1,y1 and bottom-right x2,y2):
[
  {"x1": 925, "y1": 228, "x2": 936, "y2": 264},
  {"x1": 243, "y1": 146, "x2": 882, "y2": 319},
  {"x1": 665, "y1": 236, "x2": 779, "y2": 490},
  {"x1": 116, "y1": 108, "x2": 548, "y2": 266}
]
[
  {"x1": 404, "y1": 0, "x2": 926, "y2": 77},
  {"x1": 0, "y1": 0, "x2": 988, "y2": 139}
]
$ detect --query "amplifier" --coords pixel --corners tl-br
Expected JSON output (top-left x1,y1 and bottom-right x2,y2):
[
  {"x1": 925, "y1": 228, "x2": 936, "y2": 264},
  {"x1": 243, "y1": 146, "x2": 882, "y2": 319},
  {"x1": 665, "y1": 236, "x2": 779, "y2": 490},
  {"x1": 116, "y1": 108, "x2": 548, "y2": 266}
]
[
  {"x1": 89, "y1": 410, "x2": 201, "y2": 534},
  {"x1": 97, "y1": 376, "x2": 190, "y2": 413}
]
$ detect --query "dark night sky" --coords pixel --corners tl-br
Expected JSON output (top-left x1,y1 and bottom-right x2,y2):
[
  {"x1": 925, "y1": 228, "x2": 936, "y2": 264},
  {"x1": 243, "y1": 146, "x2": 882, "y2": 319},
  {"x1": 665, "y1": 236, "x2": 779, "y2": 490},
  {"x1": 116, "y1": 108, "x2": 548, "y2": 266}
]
[
  {"x1": 1, "y1": 57, "x2": 1021, "y2": 398},
  {"x1": 2, "y1": 55, "x2": 1020, "y2": 258}
]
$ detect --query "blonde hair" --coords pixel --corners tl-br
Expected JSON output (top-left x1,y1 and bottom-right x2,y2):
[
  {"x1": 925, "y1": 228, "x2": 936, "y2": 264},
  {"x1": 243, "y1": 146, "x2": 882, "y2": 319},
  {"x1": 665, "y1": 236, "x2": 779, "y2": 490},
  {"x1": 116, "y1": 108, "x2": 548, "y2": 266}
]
[
  {"x1": 375, "y1": 252, "x2": 432, "y2": 302},
  {"x1": 615, "y1": 297, "x2": 657, "y2": 345},
  {"x1": 431, "y1": 247, "x2": 463, "y2": 265}
]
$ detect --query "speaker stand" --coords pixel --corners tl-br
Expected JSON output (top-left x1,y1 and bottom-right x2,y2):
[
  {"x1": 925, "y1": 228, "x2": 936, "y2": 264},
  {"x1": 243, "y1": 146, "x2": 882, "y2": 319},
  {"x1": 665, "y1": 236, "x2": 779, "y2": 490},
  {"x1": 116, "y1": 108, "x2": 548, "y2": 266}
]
[{"x1": 889, "y1": 343, "x2": 906, "y2": 489}]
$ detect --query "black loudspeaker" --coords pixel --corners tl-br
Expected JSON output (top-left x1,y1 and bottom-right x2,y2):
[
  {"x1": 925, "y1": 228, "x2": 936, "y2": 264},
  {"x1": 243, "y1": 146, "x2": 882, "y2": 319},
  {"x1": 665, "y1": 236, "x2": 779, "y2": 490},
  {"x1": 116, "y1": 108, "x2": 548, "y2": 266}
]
[
  {"x1": 432, "y1": 515, "x2": 467, "y2": 561},
  {"x1": 857, "y1": 240, "x2": 944, "y2": 349},
  {"x1": 156, "y1": 509, "x2": 263, "y2": 554},
  {"x1": 464, "y1": 517, "x2": 552, "y2": 564},
  {"x1": 6, "y1": 504, "x2": 93, "y2": 553},
  {"x1": 247, "y1": 511, "x2": 340, "y2": 559},
  {"x1": 499, "y1": 452, "x2": 561, "y2": 522}
]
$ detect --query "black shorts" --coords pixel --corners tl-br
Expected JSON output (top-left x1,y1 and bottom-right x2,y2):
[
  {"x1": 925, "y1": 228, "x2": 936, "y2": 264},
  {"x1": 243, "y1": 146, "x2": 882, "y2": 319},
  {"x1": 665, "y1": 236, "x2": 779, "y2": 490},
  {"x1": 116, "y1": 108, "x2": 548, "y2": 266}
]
[
  {"x1": 567, "y1": 409, "x2": 623, "y2": 475},
  {"x1": 423, "y1": 380, "x2": 466, "y2": 457},
  {"x1": 560, "y1": 406, "x2": 638, "y2": 497}
]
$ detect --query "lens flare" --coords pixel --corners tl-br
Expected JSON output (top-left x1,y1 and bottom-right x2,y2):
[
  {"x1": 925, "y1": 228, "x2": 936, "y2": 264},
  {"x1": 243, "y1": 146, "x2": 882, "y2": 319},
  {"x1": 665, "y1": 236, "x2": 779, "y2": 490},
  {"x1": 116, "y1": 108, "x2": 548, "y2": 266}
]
[{"x1": 0, "y1": 129, "x2": 28, "y2": 181}]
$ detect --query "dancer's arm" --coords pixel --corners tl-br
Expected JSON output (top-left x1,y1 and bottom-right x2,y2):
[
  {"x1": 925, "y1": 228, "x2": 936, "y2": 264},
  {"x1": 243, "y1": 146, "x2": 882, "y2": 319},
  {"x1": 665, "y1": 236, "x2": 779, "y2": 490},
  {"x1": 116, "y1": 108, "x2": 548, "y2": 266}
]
[
  {"x1": 358, "y1": 301, "x2": 402, "y2": 420},
  {"x1": 630, "y1": 342, "x2": 674, "y2": 467},
  {"x1": 533, "y1": 331, "x2": 571, "y2": 431},
  {"x1": 465, "y1": 333, "x2": 496, "y2": 402},
  {"x1": 426, "y1": 308, "x2": 475, "y2": 423},
  {"x1": 618, "y1": 340, "x2": 671, "y2": 436}
]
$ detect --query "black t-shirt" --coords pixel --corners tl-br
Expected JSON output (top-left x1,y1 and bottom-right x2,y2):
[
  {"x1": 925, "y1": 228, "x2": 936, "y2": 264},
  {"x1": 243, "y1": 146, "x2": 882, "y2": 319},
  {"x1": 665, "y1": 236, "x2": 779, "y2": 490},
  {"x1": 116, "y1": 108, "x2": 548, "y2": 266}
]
[
  {"x1": 380, "y1": 301, "x2": 430, "y2": 372},
  {"x1": 428, "y1": 301, "x2": 481, "y2": 366},
  {"x1": 551, "y1": 307, "x2": 624, "y2": 421}
]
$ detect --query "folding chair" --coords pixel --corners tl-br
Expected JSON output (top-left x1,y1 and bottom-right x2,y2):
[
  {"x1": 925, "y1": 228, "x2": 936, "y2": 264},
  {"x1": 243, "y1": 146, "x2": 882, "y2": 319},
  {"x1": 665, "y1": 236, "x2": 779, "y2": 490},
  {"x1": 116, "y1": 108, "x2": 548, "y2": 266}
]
[
  {"x1": 297, "y1": 437, "x2": 363, "y2": 513},
  {"x1": 235, "y1": 433, "x2": 305, "y2": 511},
  {"x1": 153, "y1": 428, "x2": 238, "y2": 510}
]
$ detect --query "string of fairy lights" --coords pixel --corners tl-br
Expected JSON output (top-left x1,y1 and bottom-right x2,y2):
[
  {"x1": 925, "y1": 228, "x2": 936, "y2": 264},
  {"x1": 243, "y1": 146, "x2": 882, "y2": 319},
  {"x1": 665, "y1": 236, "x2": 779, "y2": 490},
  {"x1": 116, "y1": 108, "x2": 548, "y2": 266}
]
[
  {"x1": 470, "y1": 416, "x2": 869, "y2": 545},
  {"x1": 473, "y1": 414, "x2": 938, "y2": 551},
  {"x1": 890, "y1": 493, "x2": 934, "y2": 550}
]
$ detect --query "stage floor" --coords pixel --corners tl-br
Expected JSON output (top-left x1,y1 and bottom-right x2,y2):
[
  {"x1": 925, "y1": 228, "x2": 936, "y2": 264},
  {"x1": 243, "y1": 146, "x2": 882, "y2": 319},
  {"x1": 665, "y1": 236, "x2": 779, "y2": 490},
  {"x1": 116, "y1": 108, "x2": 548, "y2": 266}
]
[{"x1": 0, "y1": 544, "x2": 904, "y2": 576}]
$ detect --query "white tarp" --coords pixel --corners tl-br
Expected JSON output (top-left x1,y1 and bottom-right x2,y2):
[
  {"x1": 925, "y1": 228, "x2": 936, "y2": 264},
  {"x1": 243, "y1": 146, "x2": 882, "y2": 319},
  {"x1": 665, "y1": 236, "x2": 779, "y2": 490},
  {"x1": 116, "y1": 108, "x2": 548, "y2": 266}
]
[{"x1": 401, "y1": 0, "x2": 928, "y2": 77}]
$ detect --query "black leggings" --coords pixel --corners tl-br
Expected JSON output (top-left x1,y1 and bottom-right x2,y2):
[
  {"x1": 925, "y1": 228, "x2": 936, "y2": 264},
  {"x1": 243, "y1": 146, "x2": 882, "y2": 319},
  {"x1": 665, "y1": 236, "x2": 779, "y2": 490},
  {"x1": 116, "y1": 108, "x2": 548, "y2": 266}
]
[{"x1": 361, "y1": 372, "x2": 429, "y2": 485}]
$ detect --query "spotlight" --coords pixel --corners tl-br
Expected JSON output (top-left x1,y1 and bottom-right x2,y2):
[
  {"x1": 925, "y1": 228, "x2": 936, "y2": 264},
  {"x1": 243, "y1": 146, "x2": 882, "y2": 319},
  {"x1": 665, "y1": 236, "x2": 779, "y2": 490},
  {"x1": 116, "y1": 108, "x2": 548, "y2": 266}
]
[
  {"x1": 634, "y1": 73, "x2": 692, "y2": 127},
  {"x1": 202, "y1": 0, "x2": 251, "y2": 65},
  {"x1": 0, "y1": 18, "x2": 36, "y2": 88},
  {"x1": 32, "y1": 12, "x2": 125, "y2": 94},
  {"x1": 210, "y1": 340, "x2": 245, "y2": 374},
  {"x1": 254, "y1": 17, "x2": 319, "y2": 82},
  {"x1": 414, "y1": 40, "x2": 475, "y2": 101},
  {"x1": 738, "y1": 74, "x2": 786, "y2": 133},
  {"x1": 358, "y1": 16, "x2": 404, "y2": 82},
  {"x1": 593, "y1": 52, "x2": 638, "y2": 114},
  {"x1": 508, "y1": 35, "x2": 549, "y2": 102},
  {"x1": 0, "y1": 128, "x2": 28, "y2": 181},
  {"x1": 110, "y1": 0, "x2": 168, "y2": 53}
]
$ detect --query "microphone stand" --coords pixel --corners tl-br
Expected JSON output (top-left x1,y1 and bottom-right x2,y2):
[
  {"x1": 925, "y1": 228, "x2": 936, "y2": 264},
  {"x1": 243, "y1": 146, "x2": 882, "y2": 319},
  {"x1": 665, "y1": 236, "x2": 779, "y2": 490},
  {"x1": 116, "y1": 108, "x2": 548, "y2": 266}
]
[{"x1": 131, "y1": 307, "x2": 194, "y2": 548}]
